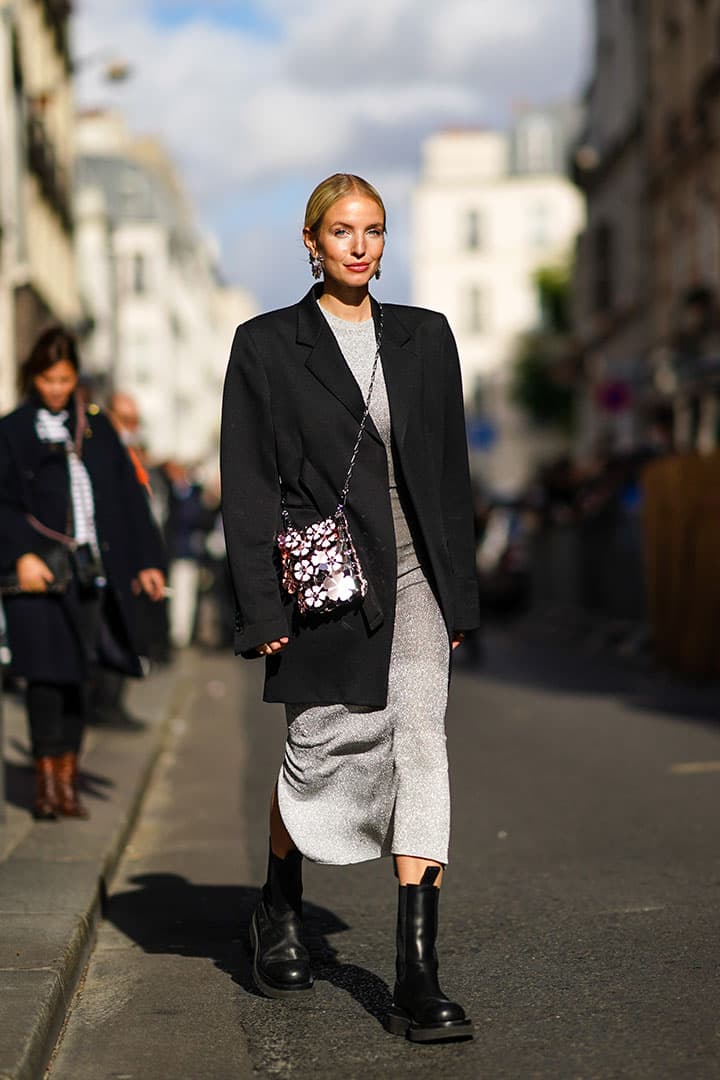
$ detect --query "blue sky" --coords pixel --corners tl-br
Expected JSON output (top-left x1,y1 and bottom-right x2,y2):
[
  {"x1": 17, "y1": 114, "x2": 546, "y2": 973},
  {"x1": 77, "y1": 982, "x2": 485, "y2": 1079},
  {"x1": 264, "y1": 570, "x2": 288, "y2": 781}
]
[
  {"x1": 148, "y1": 1, "x2": 280, "y2": 36},
  {"x1": 75, "y1": 0, "x2": 593, "y2": 310}
]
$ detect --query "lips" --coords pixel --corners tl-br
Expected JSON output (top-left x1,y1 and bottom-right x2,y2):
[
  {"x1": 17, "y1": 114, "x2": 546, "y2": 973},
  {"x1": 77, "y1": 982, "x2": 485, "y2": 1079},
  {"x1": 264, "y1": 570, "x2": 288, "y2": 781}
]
[{"x1": 347, "y1": 264, "x2": 369, "y2": 272}]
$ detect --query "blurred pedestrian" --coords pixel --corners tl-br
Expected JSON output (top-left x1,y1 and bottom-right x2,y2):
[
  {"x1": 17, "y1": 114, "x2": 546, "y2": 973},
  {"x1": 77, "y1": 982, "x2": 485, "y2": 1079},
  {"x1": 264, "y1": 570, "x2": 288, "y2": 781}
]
[
  {"x1": 0, "y1": 328, "x2": 166, "y2": 820},
  {"x1": 108, "y1": 391, "x2": 151, "y2": 493},
  {"x1": 163, "y1": 461, "x2": 212, "y2": 649},
  {"x1": 221, "y1": 174, "x2": 480, "y2": 1041},
  {"x1": 88, "y1": 390, "x2": 154, "y2": 730}
]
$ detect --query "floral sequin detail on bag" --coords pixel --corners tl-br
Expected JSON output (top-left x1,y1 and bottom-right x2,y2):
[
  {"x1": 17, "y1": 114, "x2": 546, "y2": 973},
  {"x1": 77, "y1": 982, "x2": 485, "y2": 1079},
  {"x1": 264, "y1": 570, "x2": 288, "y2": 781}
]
[{"x1": 277, "y1": 510, "x2": 367, "y2": 616}]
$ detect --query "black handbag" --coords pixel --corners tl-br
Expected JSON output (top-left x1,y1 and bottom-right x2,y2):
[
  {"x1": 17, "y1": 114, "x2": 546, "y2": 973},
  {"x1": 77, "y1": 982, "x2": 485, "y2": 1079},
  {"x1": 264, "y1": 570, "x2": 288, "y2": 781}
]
[
  {"x1": 0, "y1": 535, "x2": 73, "y2": 595},
  {"x1": 277, "y1": 304, "x2": 383, "y2": 616}
]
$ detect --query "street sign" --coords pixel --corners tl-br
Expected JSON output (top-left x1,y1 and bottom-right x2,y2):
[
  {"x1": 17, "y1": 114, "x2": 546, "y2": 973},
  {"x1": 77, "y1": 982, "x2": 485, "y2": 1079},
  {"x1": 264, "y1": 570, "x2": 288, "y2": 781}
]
[{"x1": 466, "y1": 416, "x2": 498, "y2": 451}]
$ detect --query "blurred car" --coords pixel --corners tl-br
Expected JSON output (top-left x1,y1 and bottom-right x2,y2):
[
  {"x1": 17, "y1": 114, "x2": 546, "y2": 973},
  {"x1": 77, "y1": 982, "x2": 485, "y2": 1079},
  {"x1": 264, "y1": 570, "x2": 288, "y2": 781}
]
[{"x1": 476, "y1": 503, "x2": 531, "y2": 613}]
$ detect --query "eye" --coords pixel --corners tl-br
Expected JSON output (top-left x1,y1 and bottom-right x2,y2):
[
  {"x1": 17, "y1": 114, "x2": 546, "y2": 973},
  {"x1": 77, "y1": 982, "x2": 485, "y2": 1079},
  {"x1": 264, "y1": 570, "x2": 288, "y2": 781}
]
[
  {"x1": 367, "y1": 229, "x2": 382, "y2": 236},
  {"x1": 333, "y1": 228, "x2": 348, "y2": 237}
]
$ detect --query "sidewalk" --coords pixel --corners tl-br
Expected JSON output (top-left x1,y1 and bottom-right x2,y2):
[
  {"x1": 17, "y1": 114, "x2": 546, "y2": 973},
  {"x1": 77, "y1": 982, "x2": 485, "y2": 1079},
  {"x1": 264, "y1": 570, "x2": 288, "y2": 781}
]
[{"x1": 0, "y1": 655, "x2": 197, "y2": 1080}]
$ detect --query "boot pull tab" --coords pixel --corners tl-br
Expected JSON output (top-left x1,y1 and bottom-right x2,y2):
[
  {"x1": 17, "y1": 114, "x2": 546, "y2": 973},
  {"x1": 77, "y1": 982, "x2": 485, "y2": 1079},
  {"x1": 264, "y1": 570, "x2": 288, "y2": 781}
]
[{"x1": 420, "y1": 865, "x2": 441, "y2": 887}]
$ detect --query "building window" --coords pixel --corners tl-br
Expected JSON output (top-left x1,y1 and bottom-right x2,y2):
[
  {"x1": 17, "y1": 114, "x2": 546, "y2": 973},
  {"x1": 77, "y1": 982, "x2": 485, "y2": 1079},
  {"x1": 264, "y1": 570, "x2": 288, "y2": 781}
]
[
  {"x1": 467, "y1": 284, "x2": 488, "y2": 334},
  {"x1": 699, "y1": 197, "x2": 719, "y2": 283},
  {"x1": 529, "y1": 202, "x2": 552, "y2": 249},
  {"x1": 593, "y1": 222, "x2": 614, "y2": 313},
  {"x1": 516, "y1": 114, "x2": 556, "y2": 174},
  {"x1": 133, "y1": 253, "x2": 147, "y2": 294},
  {"x1": 664, "y1": 13, "x2": 683, "y2": 41},
  {"x1": 464, "y1": 209, "x2": 484, "y2": 251}
]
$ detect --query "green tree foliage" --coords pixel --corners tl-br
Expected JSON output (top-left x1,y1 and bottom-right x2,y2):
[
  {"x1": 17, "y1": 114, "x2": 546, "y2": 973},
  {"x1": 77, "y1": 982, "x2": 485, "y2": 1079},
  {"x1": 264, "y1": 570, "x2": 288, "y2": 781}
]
[
  {"x1": 510, "y1": 261, "x2": 575, "y2": 431},
  {"x1": 535, "y1": 264, "x2": 571, "y2": 333}
]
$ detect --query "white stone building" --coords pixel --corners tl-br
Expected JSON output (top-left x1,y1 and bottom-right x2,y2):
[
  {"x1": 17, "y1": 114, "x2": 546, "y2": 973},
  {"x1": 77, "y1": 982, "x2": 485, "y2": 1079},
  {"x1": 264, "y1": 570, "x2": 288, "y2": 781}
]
[
  {"x1": 74, "y1": 110, "x2": 255, "y2": 464},
  {"x1": 412, "y1": 112, "x2": 585, "y2": 494}
]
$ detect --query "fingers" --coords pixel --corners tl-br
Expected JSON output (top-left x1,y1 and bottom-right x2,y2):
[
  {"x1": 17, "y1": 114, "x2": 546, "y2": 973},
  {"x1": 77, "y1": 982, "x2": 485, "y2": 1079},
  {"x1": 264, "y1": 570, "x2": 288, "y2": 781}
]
[
  {"x1": 21, "y1": 577, "x2": 48, "y2": 593},
  {"x1": 138, "y1": 569, "x2": 166, "y2": 602},
  {"x1": 19, "y1": 569, "x2": 51, "y2": 592},
  {"x1": 256, "y1": 637, "x2": 289, "y2": 656}
]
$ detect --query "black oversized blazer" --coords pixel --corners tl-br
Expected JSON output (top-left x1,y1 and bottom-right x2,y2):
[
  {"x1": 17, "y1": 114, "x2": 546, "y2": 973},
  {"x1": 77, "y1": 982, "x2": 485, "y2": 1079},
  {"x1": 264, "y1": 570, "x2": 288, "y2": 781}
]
[
  {"x1": 220, "y1": 285, "x2": 481, "y2": 709},
  {"x1": 0, "y1": 399, "x2": 166, "y2": 683}
]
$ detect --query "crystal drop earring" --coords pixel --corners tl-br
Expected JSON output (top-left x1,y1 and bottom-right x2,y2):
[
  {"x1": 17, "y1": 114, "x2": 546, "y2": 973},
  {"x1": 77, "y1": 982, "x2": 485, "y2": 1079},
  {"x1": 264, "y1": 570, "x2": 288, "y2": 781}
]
[
  {"x1": 309, "y1": 252, "x2": 324, "y2": 280},
  {"x1": 375, "y1": 261, "x2": 382, "y2": 280}
]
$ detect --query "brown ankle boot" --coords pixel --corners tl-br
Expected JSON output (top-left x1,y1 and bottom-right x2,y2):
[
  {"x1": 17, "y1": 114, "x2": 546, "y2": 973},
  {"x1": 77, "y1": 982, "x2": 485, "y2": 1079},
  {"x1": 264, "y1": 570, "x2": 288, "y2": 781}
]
[
  {"x1": 55, "y1": 752, "x2": 89, "y2": 818},
  {"x1": 33, "y1": 757, "x2": 59, "y2": 820}
]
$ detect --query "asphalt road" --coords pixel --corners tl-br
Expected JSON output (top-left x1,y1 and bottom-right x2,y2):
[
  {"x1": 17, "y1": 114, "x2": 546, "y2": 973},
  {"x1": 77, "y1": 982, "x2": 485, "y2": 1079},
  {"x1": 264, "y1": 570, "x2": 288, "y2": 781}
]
[{"x1": 48, "y1": 629, "x2": 720, "y2": 1080}]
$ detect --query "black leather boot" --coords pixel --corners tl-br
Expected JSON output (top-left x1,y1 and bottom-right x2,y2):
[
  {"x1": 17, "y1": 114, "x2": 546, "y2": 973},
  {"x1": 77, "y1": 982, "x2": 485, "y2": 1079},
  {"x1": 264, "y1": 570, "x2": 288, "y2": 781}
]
[
  {"x1": 384, "y1": 867, "x2": 473, "y2": 1042},
  {"x1": 250, "y1": 844, "x2": 314, "y2": 999}
]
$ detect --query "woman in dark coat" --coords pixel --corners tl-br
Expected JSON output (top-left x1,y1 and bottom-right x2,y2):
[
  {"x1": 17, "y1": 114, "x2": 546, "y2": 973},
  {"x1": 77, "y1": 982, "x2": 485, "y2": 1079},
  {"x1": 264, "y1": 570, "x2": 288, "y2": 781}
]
[
  {"x1": 0, "y1": 328, "x2": 165, "y2": 819},
  {"x1": 221, "y1": 174, "x2": 480, "y2": 1042}
]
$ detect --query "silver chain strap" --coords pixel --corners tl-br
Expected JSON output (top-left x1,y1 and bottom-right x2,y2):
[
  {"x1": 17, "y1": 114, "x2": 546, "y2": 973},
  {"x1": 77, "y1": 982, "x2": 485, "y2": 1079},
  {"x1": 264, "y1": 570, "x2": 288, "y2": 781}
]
[{"x1": 336, "y1": 302, "x2": 383, "y2": 512}]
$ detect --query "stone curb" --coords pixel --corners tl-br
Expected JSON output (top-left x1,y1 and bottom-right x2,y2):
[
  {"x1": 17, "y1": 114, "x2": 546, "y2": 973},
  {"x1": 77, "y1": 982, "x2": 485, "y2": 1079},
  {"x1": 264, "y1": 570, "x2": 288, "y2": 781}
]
[{"x1": 0, "y1": 662, "x2": 196, "y2": 1080}]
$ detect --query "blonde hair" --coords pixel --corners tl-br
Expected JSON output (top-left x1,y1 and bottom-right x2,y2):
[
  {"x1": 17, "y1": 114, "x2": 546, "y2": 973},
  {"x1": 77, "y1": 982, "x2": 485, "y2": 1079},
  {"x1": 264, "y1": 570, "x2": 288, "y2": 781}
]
[{"x1": 304, "y1": 173, "x2": 386, "y2": 238}]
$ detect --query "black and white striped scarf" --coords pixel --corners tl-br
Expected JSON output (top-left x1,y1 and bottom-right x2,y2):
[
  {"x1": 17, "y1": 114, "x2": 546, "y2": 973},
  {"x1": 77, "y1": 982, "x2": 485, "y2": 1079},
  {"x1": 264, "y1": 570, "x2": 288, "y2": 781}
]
[{"x1": 35, "y1": 408, "x2": 100, "y2": 555}]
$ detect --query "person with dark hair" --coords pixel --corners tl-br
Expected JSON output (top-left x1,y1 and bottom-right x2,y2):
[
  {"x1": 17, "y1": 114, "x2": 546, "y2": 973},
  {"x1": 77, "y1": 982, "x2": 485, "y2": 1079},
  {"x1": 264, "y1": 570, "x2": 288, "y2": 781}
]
[
  {"x1": 221, "y1": 174, "x2": 480, "y2": 1042},
  {"x1": 0, "y1": 326, "x2": 166, "y2": 819}
]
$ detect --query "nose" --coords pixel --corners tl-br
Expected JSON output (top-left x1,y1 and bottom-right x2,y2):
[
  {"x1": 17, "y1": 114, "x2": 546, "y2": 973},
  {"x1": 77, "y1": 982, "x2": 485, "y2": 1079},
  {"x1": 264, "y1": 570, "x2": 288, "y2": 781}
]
[{"x1": 350, "y1": 234, "x2": 366, "y2": 258}]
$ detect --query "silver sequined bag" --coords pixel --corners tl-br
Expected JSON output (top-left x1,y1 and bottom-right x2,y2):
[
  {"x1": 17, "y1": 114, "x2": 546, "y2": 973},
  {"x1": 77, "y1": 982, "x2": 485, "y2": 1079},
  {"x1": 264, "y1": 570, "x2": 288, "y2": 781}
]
[{"x1": 277, "y1": 304, "x2": 383, "y2": 617}]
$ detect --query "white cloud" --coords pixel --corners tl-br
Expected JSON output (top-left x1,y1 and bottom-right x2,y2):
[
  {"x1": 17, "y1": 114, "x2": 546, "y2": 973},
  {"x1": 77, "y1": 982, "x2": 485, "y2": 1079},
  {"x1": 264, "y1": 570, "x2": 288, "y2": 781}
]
[{"x1": 73, "y1": 0, "x2": 592, "y2": 307}]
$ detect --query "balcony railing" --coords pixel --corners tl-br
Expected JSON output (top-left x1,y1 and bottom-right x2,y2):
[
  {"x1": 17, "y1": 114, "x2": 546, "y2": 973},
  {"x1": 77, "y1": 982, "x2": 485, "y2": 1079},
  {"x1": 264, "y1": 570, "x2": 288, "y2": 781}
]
[
  {"x1": 25, "y1": 104, "x2": 72, "y2": 233},
  {"x1": 39, "y1": 0, "x2": 73, "y2": 68}
]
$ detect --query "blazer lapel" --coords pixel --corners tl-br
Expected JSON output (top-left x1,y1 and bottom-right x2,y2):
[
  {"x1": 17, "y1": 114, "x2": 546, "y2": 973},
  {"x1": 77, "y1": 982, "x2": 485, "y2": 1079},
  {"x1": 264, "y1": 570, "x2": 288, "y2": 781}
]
[
  {"x1": 297, "y1": 286, "x2": 382, "y2": 445},
  {"x1": 373, "y1": 299, "x2": 418, "y2": 449}
]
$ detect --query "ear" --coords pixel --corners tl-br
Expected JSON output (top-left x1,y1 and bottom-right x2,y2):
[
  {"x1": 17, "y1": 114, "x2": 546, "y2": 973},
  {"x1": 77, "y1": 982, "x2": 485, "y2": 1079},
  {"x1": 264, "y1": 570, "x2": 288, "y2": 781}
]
[{"x1": 302, "y1": 227, "x2": 317, "y2": 256}]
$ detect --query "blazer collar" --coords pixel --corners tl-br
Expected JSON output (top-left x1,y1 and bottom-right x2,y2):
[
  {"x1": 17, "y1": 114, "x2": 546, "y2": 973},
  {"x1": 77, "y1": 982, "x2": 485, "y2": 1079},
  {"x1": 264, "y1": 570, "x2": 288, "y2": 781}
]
[{"x1": 296, "y1": 286, "x2": 418, "y2": 447}]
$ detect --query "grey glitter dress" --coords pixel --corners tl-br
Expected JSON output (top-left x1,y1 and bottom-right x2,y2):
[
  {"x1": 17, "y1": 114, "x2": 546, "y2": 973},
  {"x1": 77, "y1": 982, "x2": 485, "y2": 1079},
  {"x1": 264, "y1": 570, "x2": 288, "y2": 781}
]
[{"x1": 276, "y1": 306, "x2": 451, "y2": 866}]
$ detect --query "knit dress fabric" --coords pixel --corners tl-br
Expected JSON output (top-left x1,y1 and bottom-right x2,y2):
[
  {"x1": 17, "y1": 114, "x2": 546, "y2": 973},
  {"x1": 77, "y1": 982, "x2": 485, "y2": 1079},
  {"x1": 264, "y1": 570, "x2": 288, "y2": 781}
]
[{"x1": 276, "y1": 306, "x2": 451, "y2": 865}]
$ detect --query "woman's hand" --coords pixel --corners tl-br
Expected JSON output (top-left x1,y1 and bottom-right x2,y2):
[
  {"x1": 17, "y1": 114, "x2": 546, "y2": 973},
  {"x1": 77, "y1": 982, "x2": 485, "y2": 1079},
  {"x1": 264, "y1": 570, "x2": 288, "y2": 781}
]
[
  {"x1": 256, "y1": 637, "x2": 289, "y2": 657},
  {"x1": 16, "y1": 553, "x2": 54, "y2": 593},
  {"x1": 137, "y1": 568, "x2": 166, "y2": 602},
  {"x1": 452, "y1": 632, "x2": 466, "y2": 651}
]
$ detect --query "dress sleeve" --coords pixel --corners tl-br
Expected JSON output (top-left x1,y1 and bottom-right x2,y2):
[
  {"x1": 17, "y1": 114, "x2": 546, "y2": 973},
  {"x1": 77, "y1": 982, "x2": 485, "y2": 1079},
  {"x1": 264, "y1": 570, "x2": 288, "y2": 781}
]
[
  {"x1": 220, "y1": 324, "x2": 289, "y2": 656},
  {"x1": 439, "y1": 317, "x2": 482, "y2": 632}
]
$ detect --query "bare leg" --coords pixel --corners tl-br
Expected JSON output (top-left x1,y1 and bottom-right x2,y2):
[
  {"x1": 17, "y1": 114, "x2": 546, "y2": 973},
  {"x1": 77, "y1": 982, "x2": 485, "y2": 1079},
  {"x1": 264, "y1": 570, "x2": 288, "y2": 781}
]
[
  {"x1": 269, "y1": 784, "x2": 296, "y2": 858},
  {"x1": 394, "y1": 854, "x2": 444, "y2": 888}
]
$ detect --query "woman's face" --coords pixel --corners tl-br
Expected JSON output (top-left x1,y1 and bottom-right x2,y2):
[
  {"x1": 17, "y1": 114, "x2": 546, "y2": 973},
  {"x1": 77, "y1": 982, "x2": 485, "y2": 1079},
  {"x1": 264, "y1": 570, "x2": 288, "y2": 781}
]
[
  {"x1": 306, "y1": 194, "x2": 385, "y2": 290},
  {"x1": 33, "y1": 360, "x2": 78, "y2": 412}
]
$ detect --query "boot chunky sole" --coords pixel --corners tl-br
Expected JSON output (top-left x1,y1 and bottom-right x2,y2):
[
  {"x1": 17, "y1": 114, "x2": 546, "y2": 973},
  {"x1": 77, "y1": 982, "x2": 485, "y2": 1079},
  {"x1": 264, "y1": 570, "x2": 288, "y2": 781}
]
[
  {"x1": 249, "y1": 909, "x2": 315, "y2": 1000},
  {"x1": 383, "y1": 1003, "x2": 474, "y2": 1043}
]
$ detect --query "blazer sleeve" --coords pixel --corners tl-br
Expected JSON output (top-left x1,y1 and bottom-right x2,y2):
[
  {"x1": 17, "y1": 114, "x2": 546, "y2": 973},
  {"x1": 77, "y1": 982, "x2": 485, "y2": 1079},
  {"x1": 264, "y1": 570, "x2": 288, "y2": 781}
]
[
  {"x1": 220, "y1": 324, "x2": 289, "y2": 656},
  {"x1": 439, "y1": 317, "x2": 482, "y2": 632},
  {"x1": 0, "y1": 426, "x2": 40, "y2": 568}
]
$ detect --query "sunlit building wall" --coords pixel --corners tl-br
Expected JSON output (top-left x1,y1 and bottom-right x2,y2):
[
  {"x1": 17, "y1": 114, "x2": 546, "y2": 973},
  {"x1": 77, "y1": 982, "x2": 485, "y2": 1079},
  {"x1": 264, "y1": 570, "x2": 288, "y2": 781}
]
[
  {"x1": 412, "y1": 115, "x2": 584, "y2": 494},
  {"x1": 74, "y1": 110, "x2": 256, "y2": 464},
  {"x1": 0, "y1": 0, "x2": 80, "y2": 411}
]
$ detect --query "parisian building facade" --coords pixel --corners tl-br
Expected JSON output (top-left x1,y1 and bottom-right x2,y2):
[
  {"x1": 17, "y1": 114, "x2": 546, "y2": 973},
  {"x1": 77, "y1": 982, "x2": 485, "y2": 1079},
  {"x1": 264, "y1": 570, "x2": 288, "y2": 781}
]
[
  {"x1": 0, "y1": 0, "x2": 80, "y2": 411},
  {"x1": 74, "y1": 110, "x2": 256, "y2": 465},
  {"x1": 574, "y1": 0, "x2": 720, "y2": 458}
]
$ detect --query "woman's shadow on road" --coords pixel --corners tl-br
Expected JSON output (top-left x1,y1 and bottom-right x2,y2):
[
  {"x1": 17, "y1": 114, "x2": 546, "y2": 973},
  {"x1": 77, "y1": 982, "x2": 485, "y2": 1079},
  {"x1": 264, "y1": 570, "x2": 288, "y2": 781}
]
[{"x1": 105, "y1": 872, "x2": 393, "y2": 1023}]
